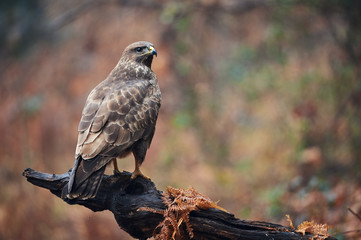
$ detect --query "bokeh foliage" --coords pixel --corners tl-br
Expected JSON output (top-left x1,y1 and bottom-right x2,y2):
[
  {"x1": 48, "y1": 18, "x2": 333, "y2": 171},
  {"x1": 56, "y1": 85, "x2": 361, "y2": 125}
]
[{"x1": 1, "y1": 0, "x2": 360, "y2": 239}]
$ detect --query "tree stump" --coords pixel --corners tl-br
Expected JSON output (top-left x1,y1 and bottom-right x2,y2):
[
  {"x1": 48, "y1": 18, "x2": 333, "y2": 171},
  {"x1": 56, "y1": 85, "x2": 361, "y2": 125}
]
[{"x1": 22, "y1": 168, "x2": 336, "y2": 240}]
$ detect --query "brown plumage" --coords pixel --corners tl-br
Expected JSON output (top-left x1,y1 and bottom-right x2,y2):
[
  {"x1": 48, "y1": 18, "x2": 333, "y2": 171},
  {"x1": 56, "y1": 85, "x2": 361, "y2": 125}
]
[{"x1": 63, "y1": 41, "x2": 161, "y2": 199}]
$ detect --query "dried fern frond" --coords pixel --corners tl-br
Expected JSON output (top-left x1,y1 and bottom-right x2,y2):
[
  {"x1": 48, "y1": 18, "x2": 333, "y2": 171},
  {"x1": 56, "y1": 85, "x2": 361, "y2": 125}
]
[
  {"x1": 285, "y1": 214, "x2": 295, "y2": 229},
  {"x1": 137, "y1": 207, "x2": 163, "y2": 214},
  {"x1": 153, "y1": 186, "x2": 227, "y2": 240},
  {"x1": 286, "y1": 215, "x2": 330, "y2": 240}
]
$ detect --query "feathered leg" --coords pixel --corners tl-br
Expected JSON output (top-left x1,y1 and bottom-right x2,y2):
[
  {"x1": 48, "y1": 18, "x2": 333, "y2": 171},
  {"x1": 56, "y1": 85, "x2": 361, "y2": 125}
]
[{"x1": 131, "y1": 141, "x2": 149, "y2": 180}]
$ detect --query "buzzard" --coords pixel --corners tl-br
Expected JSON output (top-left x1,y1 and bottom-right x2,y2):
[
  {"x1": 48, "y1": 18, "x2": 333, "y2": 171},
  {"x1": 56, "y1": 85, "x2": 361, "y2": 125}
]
[{"x1": 63, "y1": 41, "x2": 161, "y2": 199}]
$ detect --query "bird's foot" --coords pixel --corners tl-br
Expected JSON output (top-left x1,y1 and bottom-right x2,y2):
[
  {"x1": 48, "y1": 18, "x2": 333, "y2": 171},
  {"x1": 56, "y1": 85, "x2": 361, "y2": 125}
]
[
  {"x1": 131, "y1": 169, "x2": 150, "y2": 180},
  {"x1": 112, "y1": 159, "x2": 121, "y2": 175}
]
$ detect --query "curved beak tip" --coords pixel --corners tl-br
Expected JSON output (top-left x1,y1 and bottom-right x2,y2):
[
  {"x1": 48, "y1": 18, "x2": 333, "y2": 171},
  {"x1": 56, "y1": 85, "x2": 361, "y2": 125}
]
[
  {"x1": 149, "y1": 46, "x2": 157, "y2": 57},
  {"x1": 151, "y1": 49, "x2": 157, "y2": 57}
]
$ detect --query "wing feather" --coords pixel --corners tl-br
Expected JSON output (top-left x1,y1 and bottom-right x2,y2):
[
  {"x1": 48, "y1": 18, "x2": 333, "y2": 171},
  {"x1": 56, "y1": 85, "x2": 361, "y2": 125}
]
[{"x1": 76, "y1": 79, "x2": 161, "y2": 160}]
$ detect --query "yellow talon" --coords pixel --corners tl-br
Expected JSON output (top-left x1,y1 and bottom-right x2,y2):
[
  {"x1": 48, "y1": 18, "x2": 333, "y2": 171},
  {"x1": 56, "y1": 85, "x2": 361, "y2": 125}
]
[{"x1": 131, "y1": 167, "x2": 150, "y2": 180}]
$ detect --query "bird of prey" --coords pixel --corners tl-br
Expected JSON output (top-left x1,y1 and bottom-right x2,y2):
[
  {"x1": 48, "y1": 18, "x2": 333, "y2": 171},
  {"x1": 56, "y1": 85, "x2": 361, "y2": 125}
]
[{"x1": 63, "y1": 41, "x2": 161, "y2": 199}]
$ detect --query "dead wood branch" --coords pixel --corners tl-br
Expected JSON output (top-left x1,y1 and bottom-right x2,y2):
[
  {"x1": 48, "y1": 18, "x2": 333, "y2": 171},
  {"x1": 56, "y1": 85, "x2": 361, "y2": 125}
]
[{"x1": 23, "y1": 168, "x2": 336, "y2": 240}]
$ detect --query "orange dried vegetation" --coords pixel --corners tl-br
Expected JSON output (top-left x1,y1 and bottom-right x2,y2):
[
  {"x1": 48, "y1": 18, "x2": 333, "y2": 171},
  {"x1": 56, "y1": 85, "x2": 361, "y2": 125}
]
[
  {"x1": 138, "y1": 186, "x2": 226, "y2": 240},
  {"x1": 286, "y1": 215, "x2": 330, "y2": 240}
]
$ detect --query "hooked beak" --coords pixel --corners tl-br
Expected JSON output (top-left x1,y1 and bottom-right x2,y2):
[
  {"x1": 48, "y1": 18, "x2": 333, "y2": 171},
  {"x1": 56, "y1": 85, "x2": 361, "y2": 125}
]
[
  {"x1": 149, "y1": 46, "x2": 157, "y2": 57},
  {"x1": 143, "y1": 46, "x2": 157, "y2": 57}
]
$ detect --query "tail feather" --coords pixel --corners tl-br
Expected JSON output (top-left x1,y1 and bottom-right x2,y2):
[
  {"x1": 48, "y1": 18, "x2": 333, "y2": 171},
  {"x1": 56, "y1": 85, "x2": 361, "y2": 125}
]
[
  {"x1": 63, "y1": 155, "x2": 108, "y2": 199},
  {"x1": 65, "y1": 165, "x2": 106, "y2": 199}
]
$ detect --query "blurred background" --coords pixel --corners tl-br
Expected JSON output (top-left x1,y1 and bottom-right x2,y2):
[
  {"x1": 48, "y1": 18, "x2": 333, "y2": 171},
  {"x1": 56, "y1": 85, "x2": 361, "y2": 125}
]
[{"x1": 1, "y1": 0, "x2": 361, "y2": 239}]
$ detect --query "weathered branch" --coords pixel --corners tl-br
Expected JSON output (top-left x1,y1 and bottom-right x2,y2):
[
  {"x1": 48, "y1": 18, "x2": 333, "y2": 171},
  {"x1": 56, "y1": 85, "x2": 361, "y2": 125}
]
[{"x1": 23, "y1": 168, "x2": 336, "y2": 240}]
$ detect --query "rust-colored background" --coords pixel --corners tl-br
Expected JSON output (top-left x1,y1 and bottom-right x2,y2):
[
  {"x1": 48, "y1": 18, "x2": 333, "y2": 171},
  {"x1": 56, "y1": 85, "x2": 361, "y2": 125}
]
[{"x1": 1, "y1": 1, "x2": 361, "y2": 239}]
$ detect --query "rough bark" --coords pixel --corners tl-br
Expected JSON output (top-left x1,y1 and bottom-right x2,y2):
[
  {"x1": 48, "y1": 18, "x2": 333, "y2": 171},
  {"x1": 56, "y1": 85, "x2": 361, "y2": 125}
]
[{"x1": 22, "y1": 168, "x2": 336, "y2": 240}]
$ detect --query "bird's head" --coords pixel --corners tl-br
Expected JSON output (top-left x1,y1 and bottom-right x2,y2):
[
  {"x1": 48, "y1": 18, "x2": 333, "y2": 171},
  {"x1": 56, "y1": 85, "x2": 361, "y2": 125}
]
[{"x1": 121, "y1": 41, "x2": 157, "y2": 68}]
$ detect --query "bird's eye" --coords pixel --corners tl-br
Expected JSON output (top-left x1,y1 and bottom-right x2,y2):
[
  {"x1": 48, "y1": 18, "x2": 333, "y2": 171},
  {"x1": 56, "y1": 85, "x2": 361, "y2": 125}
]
[{"x1": 136, "y1": 47, "x2": 142, "y2": 52}]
